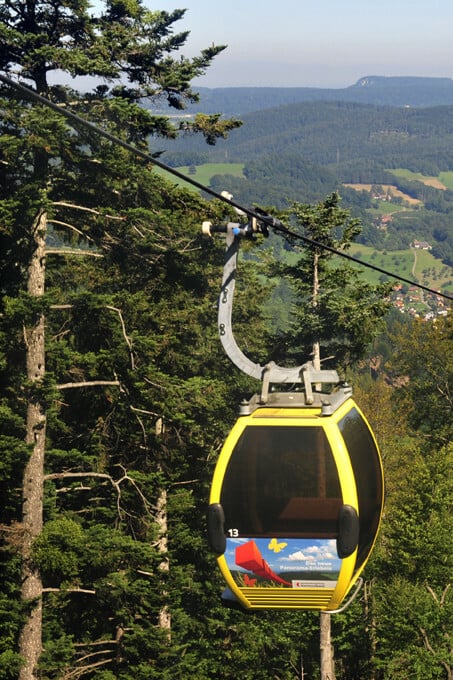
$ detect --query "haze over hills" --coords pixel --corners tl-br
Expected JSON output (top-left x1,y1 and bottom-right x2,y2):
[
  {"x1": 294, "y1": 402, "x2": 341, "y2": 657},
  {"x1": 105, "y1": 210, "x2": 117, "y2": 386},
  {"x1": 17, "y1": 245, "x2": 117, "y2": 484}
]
[{"x1": 184, "y1": 76, "x2": 453, "y2": 115}]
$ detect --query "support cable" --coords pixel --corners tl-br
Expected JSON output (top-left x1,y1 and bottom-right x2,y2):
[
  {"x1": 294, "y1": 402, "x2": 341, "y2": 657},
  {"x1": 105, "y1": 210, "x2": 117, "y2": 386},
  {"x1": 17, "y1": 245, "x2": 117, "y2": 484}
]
[{"x1": 0, "y1": 72, "x2": 451, "y2": 302}]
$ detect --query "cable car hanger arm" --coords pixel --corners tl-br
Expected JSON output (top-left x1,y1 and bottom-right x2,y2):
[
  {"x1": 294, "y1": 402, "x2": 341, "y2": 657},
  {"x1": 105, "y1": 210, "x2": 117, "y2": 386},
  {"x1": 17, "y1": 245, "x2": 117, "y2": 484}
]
[{"x1": 202, "y1": 215, "x2": 345, "y2": 405}]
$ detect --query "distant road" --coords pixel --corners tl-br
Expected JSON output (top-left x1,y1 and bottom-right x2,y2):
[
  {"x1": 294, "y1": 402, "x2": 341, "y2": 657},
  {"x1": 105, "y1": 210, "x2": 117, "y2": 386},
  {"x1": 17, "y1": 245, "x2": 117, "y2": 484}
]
[{"x1": 411, "y1": 247, "x2": 417, "y2": 278}]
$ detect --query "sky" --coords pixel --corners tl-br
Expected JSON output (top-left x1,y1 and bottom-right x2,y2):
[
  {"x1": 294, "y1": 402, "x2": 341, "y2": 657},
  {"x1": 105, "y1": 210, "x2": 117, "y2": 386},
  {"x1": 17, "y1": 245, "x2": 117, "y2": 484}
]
[{"x1": 153, "y1": 0, "x2": 453, "y2": 88}]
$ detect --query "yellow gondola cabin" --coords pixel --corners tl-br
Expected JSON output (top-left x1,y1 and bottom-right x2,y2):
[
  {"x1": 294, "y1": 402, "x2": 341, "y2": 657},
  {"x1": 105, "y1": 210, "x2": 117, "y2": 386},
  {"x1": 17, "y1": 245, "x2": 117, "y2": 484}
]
[{"x1": 208, "y1": 390, "x2": 384, "y2": 611}]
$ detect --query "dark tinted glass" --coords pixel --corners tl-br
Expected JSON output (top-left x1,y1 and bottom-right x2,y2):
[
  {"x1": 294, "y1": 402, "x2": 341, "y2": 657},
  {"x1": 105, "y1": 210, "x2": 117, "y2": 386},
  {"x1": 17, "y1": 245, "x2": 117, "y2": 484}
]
[
  {"x1": 220, "y1": 425, "x2": 341, "y2": 537},
  {"x1": 338, "y1": 408, "x2": 383, "y2": 571}
]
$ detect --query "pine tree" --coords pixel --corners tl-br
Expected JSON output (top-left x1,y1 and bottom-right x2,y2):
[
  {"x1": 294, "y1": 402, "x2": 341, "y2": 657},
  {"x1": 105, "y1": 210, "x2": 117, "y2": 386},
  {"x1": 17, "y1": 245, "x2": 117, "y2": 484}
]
[
  {"x1": 372, "y1": 315, "x2": 453, "y2": 680},
  {"x1": 0, "y1": 2, "x2": 242, "y2": 677},
  {"x1": 272, "y1": 192, "x2": 391, "y2": 374}
]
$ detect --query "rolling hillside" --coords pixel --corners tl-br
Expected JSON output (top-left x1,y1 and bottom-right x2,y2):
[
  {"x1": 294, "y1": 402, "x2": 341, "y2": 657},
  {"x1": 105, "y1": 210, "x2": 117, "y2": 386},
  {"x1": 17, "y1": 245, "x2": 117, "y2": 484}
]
[
  {"x1": 168, "y1": 76, "x2": 453, "y2": 116},
  {"x1": 159, "y1": 86, "x2": 453, "y2": 274},
  {"x1": 166, "y1": 100, "x2": 453, "y2": 175}
]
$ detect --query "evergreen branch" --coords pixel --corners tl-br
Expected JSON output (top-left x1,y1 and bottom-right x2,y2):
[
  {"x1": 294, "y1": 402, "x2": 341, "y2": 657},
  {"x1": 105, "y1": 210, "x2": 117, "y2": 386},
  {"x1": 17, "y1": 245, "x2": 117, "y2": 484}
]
[{"x1": 49, "y1": 305, "x2": 136, "y2": 370}]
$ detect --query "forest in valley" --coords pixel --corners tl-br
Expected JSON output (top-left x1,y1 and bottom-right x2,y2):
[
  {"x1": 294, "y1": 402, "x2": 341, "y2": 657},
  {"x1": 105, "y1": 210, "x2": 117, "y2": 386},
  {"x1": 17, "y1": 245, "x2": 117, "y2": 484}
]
[{"x1": 0, "y1": 3, "x2": 452, "y2": 680}]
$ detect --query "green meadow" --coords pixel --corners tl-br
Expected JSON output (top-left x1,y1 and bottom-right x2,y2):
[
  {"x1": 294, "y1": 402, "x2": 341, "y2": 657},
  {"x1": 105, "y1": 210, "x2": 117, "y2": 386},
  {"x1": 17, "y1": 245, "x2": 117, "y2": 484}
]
[
  {"x1": 347, "y1": 243, "x2": 452, "y2": 292},
  {"x1": 153, "y1": 162, "x2": 452, "y2": 294},
  {"x1": 389, "y1": 168, "x2": 453, "y2": 190},
  {"x1": 155, "y1": 163, "x2": 244, "y2": 191}
]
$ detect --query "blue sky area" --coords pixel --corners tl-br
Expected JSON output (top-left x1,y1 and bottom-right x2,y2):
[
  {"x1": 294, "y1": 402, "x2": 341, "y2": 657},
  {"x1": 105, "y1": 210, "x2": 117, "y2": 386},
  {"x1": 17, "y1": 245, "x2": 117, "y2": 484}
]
[{"x1": 152, "y1": 0, "x2": 453, "y2": 88}]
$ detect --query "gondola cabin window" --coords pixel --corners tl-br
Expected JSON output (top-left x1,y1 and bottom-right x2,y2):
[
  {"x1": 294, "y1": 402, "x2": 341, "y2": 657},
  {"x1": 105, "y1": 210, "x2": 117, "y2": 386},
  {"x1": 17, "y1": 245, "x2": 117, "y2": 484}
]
[{"x1": 220, "y1": 425, "x2": 342, "y2": 538}]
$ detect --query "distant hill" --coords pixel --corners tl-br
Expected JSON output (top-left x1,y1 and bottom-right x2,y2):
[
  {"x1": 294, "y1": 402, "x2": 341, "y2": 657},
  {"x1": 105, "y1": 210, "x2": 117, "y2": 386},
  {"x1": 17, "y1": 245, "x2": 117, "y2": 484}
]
[
  {"x1": 184, "y1": 76, "x2": 453, "y2": 115},
  {"x1": 165, "y1": 100, "x2": 453, "y2": 176}
]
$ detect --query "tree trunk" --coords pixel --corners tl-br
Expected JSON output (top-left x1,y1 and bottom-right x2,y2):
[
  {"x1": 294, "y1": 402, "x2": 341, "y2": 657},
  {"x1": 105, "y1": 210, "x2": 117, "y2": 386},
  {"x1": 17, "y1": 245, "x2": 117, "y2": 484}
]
[
  {"x1": 312, "y1": 251, "x2": 321, "y2": 372},
  {"x1": 320, "y1": 611, "x2": 336, "y2": 680},
  {"x1": 156, "y1": 484, "x2": 171, "y2": 637},
  {"x1": 18, "y1": 211, "x2": 47, "y2": 680}
]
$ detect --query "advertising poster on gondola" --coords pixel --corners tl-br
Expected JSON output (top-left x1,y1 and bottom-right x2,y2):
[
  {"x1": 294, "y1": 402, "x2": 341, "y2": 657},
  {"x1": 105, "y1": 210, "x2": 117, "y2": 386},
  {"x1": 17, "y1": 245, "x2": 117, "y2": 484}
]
[{"x1": 224, "y1": 536, "x2": 341, "y2": 589}]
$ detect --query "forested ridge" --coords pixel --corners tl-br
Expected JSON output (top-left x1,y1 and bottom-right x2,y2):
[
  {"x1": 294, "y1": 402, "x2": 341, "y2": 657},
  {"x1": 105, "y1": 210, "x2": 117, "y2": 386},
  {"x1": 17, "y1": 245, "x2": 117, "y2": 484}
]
[
  {"x1": 158, "y1": 75, "x2": 453, "y2": 116},
  {"x1": 0, "y1": 3, "x2": 452, "y2": 680},
  {"x1": 173, "y1": 101, "x2": 453, "y2": 172}
]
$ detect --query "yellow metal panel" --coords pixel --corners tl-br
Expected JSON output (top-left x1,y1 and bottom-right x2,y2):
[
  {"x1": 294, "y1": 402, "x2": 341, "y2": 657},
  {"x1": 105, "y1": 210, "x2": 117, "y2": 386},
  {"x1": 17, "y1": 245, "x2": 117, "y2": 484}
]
[{"x1": 209, "y1": 416, "x2": 247, "y2": 504}]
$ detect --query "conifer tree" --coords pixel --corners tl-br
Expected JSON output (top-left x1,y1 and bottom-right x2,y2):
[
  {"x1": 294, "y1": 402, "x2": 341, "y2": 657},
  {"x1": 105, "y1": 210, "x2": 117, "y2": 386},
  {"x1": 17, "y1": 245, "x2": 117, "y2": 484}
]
[
  {"x1": 272, "y1": 192, "x2": 391, "y2": 373},
  {"x1": 271, "y1": 192, "x2": 391, "y2": 679},
  {"x1": 372, "y1": 315, "x2": 453, "y2": 680},
  {"x1": 0, "y1": 2, "x2": 242, "y2": 678}
]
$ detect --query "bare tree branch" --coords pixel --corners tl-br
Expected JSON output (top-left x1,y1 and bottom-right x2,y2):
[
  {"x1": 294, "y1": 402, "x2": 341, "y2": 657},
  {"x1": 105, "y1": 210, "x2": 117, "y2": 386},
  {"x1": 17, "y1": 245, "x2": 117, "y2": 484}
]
[
  {"x1": 60, "y1": 656, "x2": 113, "y2": 680},
  {"x1": 57, "y1": 380, "x2": 120, "y2": 390},
  {"x1": 53, "y1": 201, "x2": 126, "y2": 221},
  {"x1": 105, "y1": 305, "x2": 134, "y2": 369},
  {"x1": 73, "y1": 640, "x2": 120, "y2": 647},
  {"x1": 440, "y1": 583, "x2": 451, "y2": 606},
  {"x1": 48, "y1": 219, "x2": 96, "y2": 244},
  {"x1": 43, "y1": 587, "x2": 96, "y2": 595},
  {"x1": 130, "y1": 405, "x2": 162, "y2": 417},
  {"x1": 51, "y1": 304, "x2": 135, "y2": 369},
  {"x1": 47, "y1": 249, "x2": 104, "y2": 258},
  {"x1": 43, "y1": 468, "x2": 153, "y2": 522}
]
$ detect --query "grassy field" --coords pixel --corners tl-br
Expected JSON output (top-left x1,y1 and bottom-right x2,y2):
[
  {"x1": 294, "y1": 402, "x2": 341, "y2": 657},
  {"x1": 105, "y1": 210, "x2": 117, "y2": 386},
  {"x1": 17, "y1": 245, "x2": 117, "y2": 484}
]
[
  {"x1": 155, "y1": 162, "x2": 245, "y2": 191},
  {"x1": 438, "y1": 171, "x2": 453, "y2": 190},
  {"x1": 388, "y1": 168, "x2": 453, "y2": 190},
  {"x1": 367, "y1": 202, "x2": 413, "y2": 218},
  {"x1": 347, "y1": 243, "x2": 452, "y2": 293},
  {"x1": 344, "y1": 182, "x2": 421, "y2": 205}
]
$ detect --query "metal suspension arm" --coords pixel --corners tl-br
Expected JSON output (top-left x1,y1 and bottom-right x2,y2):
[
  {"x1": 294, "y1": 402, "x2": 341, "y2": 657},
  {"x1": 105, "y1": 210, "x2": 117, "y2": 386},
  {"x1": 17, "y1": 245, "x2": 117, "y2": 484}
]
[{"x1": 203, "y1": 220, "x2": 340, "y2": 394}]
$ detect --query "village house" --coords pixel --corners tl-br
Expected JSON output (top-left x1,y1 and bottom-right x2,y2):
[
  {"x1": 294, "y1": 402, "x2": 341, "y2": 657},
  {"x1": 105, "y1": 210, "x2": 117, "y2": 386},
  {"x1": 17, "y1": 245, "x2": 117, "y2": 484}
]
[{"x1": 412, "y1": 240, "x2": 432, "y2": 250}]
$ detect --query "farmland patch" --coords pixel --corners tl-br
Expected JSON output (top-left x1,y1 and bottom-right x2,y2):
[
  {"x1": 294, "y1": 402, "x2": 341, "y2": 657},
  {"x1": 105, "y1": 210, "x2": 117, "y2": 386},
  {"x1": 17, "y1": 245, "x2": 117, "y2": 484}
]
[{"x1": 343, "y1": 183, "x2": 422, "y2": 205}]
